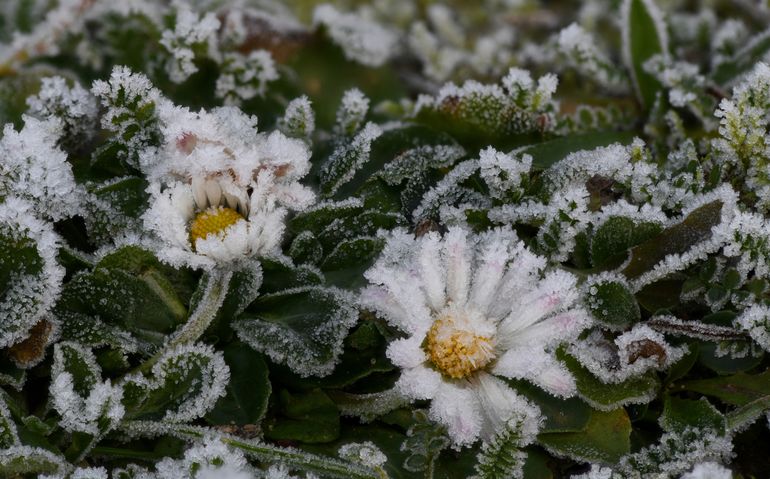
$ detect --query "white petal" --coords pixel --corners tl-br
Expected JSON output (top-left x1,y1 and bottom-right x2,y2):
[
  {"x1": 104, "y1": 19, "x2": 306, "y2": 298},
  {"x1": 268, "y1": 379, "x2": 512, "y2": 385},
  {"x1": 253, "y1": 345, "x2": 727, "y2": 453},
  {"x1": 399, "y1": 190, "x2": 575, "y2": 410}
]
[
  {"x1": 205, "y1": 179, "x2": 223, "y2": 207},
  {"x1": 443, "y1": 227, "x2": 472, "y2": 306},
  {"x1": 498, "y1": 270, "x2": 578, "y2": 337},
  {"x1": 386, "y1": 336, "x2": 428, "y2": 369},
  {"x1": 487, "y1": 245, "x2": 546, "y2": 320},
  {"x1": 394, "y1": 365, "x2": 442, "y2": 400},
  {"x1": 191, "y1": 176, "x2": 208, "y2": 209},
  {"x1": 492, "y1": 348, "x2": 577, "y2": 398},
  {"x1": 469, "y1": 230, "x2": 511, "y2": 315},
  {"x1": 418, "y1": 232, "x2": 446, "y2": 312},
  {"x1": 498, "y1": 309, "x2": 589, "y2": 351},
  {"x1": 474, "y1": 372, "x2": 541, "y2": 442},
  {"x1": 429, "y1": 381, "x2": 482, "y2": 447},
  {"x1": 365, "y1": 264, "x2": 432, "y2": 334}
]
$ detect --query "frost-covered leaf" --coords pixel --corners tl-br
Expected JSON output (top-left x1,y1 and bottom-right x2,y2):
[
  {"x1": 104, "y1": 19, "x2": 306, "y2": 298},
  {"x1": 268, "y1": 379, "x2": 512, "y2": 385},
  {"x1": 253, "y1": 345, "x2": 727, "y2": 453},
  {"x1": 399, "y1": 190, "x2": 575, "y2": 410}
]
[
  {"x1": 0, "y1": 395, "x2": 19, "y2": 448},
  {"x1": 0, "y1": 198, "x2": 64, "y2": 349},
  {"x1": 0, "y1": 446, "x2": 67, "y2": 476},
  {"x1": 712, "y1": 28, "x2": 770, "y2": 86},
  {"x1": 474, "y1": 414, "x2": 535, "y2": 479},
  {"x1": 590, "y1": 216, "x2": 663, "y2": 269},
  {"x1": 676, "y1": 370, "x2": 770, "y2": 406},
  {"x1": 206, "y1": 342, "x2": 271, "y2": 427},
  {"x1": 123, "y1": 343, "x2": 229, "y2": 422},
  {"x1": 319, "y1": 123, "x2": 383, "y2": 197},
  {"x1": 583, "y1": 274, "x2": 640, "y2": 329},
  {"x1": 233, "y1": 286, "x2": 359, "y2": 377},
  {"x1": 538, "y1": 408, "x2": 631, "y2": 464},
  {"x1": 523, "y1": 131, "x2": 636, "y2": 170},
  {"x1": 660, "y1": 396, "x2": 725, "y2": 435},
  {"x1": 279, "y1": 95, "x2": 315, "y2": 140},
  {"x1": 622, "y1": 0, "x2": 668, "y2": 109},
  {"x1": 83, "y1": 177, "x2": 149, "y2": 243},
  {"x1": 559, "y1": 351, "x2": 659, "y2": 411}
]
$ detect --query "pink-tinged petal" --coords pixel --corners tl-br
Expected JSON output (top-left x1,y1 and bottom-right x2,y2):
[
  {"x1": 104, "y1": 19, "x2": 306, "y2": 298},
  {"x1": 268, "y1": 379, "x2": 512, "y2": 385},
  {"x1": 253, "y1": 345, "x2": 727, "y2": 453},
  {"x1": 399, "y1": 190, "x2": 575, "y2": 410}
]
[
  {"x1": 473, "y1": 372, "x2": 541, "y2": 442},
  {"x1": 442, "y1": 228, "x2": 472, "y2": 306},
  {"x1": 487, "y1": 246, "x2": 546, "y2": 320},
  {"x1": 377, "y1": 267, "x2": 432, "y2": 333},
  {"x1": 418, "y1": 232, "x2": 446, "y2": 312},
  {"x1": 498, "y1": 270, "x2": 579, "y2": 336},
  {"x1": 498, "y1": 309, "x2": 589, "y2": 351},
  {"x1": 386, "y1": 336, "x2": 428, "y2": 369},
  {"x1": 359, "y1": 285, "x2": 411, "y2": 331},
  {"x1": 492, "y1": 348, "x2": 577, "y2": 398},
  {"x1": 469, "y1": 231, "x2": 510, "y2": 316},
  {"x1": 394, "y1": 365, "x2": 442, "y2": 401},
  {"x1": 429, "y1": 382, "x2": 482, "y2": 447}
]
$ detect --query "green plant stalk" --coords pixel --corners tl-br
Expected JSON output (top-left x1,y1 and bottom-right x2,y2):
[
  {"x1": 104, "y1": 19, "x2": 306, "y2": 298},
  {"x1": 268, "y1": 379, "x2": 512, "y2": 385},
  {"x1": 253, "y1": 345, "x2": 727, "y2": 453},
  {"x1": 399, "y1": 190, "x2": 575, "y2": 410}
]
[
  {"x1": 726, "y1": 395, "x2": 770, "y2": 432},
  {"x1": 137, "y1": 269, "x2": 232, "y2": 373},
  {"x1": 119, "y1": 420, "x2": 382, "y2": 479}
]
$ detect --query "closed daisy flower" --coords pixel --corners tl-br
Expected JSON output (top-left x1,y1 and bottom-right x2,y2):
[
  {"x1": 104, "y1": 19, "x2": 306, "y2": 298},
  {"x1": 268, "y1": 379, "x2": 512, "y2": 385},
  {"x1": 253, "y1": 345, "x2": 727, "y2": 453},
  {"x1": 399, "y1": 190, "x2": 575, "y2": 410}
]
[
  {"x1": 142, "y1": 106, "x2": 315, "y2": 270},
  {"x1": 362, "y1": 226, "x2": 589, "y2": 446}
]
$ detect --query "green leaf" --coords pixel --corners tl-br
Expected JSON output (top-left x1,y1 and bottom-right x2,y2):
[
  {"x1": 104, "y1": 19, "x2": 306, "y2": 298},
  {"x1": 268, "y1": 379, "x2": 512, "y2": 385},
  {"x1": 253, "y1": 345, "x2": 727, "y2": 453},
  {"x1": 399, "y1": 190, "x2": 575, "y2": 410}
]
[
  {"x1": 0, "y1": 447, "x2": 66, "y2": 476},
  {"x1": 674, "y1": 370, "x2": 770, "y2": 406},
  {"x1": 660, "y1": 396, "x2": 725, "y2": 434},
  {"x1": 258, "y1": 257, "x2": 323, "y2": 295},
  {"x1": 698, "y1": 341, "x2": 763, "y2": 375},
  {"x1": 585, "y1": 278, "x2": 640, "y2": 329},
  {"x1": 622, "y1": 200, "x2": 723, "y2": 279},
  {"x1": 53, "y1": 342, "x2": 100, "y2": 397},
  {"x1": 622, "y1": 0, "x2": 668, "y2": 109},
  {"x1": 0, "y1": 396, "x2": 18, "y2": 448},
  {"x1": 513, "y1": 381, "x2": 591, "y2": 433},
  {"x1": 560, "y1": 352, "x2": 659, "y2": 410},
  {"x1": 538, "y1": 408, "x2": 631, "y2": 464},
  {"x1": 264, "y1": 389, "x2": 340, "y2": 443},
  {"x1": 320, "y1": 236, "x2": 385, "y2": 288},
  {"x1": 591, "y1": 217, "x2": 663, "y2": 269},
  {"x1": 475, "y1": 416, "x2": 532, "y2": 479},
  {"x1": 526, "y1": 131, "x2": 636, "y2": 170},
  {"x1": 234, "y1": 286, "x2": 359, "y2": 377},
  {"x1": 206, "y1": 343, "x2": 271, "y2": 426}
]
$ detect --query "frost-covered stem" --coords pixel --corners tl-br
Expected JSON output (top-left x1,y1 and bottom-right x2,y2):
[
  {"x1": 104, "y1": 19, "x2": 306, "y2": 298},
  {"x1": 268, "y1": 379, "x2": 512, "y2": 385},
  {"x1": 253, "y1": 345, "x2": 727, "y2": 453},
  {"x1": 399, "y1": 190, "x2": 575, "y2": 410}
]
[
  {"x1": 138, "y1": 269, "x2": 232, "y2": 373},
  {"x1": 646, "y1": 316, "x2": 749, "y2": 341},
  {"x1": 119, "y1": 421, "x2": 382, "y2": 479}
]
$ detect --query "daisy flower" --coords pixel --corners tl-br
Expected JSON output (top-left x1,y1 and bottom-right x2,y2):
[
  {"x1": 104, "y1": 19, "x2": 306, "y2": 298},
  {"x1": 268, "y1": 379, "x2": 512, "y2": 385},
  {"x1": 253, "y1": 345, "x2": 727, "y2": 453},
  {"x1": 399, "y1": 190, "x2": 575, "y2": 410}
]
[
  {"x1": 143, "y1": 105, "x2": 315, "y2": 270},
  {"x1": 362, "y1": 226, "x2": 590, "y2": 446}
]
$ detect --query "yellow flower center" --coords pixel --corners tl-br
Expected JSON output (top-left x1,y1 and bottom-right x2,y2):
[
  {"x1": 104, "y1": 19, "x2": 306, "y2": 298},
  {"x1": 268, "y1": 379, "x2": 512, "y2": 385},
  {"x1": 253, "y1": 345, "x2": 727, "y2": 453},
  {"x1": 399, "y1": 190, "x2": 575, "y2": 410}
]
[
  {"x1": 425, "y1": 314, "x2": 496, "y2": 379},
  {"x1": 189, "y1": 206, "x2": 244, "y2": 248}
]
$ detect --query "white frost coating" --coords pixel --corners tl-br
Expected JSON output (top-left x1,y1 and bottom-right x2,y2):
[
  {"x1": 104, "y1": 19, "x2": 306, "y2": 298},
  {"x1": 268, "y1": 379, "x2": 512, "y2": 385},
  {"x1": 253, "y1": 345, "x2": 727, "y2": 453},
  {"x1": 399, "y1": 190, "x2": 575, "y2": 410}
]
[
  {"x1": 41, "y1": 466, "x2": 109, "y2": 479},
  {"x1": 413, "y1": 160, "x2": 484, "y2": 222},
  {"x1": 279, "y1": 96, "x2": 315, "y2": 140},
  {"x1": 478, "y1": 147, "x2": 531, "y2": 200},
  {"x1": 630, "y1": 184, "x2": 739, "y2": 291},
  {"x1": 160, "y1": 3, "x2": 221, "y2": 83},
  {"x1": 141, "y1": 94, "x2": 315, "y2": 270},
  {"x1": 338, "y1": 441, "x2": 387, "y2": 468},
  {"x1": 146, "y1": 437, "x2": 254, "y2": 479},
  {"x1": 0, "y1": 446, "x2": 67, "y2": 475},
  {"x1": 50, "y1": 343, "x2": 125, "y2": 435},
  {"x1": 336, "y1": 88, "x2": 370, "y2": 135},
  {"x1": 233, "y1": 286, "x2": 359, "y2": 377},
  {"x1": 719, "y1": 210, "x2": 770, "y2": 281},
  {"x1": 735, "y1": 304, "x2": 770, "y2": 351},
  {"x1": 680, "y1": 462, "x2": 733, "y2": 479},
  {"x1": 362, "y1": 226, "x2": 589, "y2": 446},
  {"x1": 26, "y1": 76, "x2": 98, "y2": 141},
  {"x1": 144, "y1": 343, "x2": 229, "y2": 422},
  {"x1": 319, "y1": 122, "x2": 383, "y2": 195},
  {"x1": 313, "y1": 4, "x2": 397, "y2": 67},
  {"x1": 216, "y1": 50, "x2": 279, "y2": 106},
  {"x1": 0, "y1": 197, "x2": 64, "y2": 349},
  {"x1": 557, "y1": 23, "x2": 626, "y2": 92},
  {"x1": 569, "y1": 323, "x2": 687, "y2": 385},
  {"x1": 0, "y1": 115, "x2": 82, "y2": 220}
]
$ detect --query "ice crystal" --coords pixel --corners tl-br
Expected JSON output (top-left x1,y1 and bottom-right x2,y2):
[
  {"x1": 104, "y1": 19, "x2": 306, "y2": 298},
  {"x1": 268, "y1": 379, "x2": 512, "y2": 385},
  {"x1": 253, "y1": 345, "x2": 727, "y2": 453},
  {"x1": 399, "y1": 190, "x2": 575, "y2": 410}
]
[
  {"x1": 0, "y1": 115, "x2": 81, "y2": 220},
  {"x1": 216, "y1": 50, "x2": 279, "y2": 106},
  {"x1": 0, "y1": 197, "x2": 64, "y2": 349},
  {"x1": 26, "y1": 76, "x2": 98, "y2": 145},
  {"x1": 160, "y1": 4, "x2": 221, "y2": 83},
  {"x1": 147, "y1": 438, "x2": 253, "y2": 479}
]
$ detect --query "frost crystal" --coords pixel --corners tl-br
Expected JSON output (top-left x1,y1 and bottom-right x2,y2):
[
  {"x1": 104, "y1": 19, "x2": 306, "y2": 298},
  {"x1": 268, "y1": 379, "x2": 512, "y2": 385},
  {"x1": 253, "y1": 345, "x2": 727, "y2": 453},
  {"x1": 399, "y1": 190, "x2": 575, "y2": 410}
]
[
  {"x1": 148, "y1": 438, "x2": 253, "y2": 479},
  {"x1": 362, "y1": 226, "x2": 588, "y2": 446},
  {"x1": 0, "y1": 197, "x2": 64, "y2": 349},
  {"x1": 735, "y1": 304, "x2": 770, "y2": 351},
  {"x1": 216, "y1": 51, "x2": 279, "y2": 106},
  {"x1": 26, "y1": 76, "x2": 98, "y2": 145},
  {"x1": 160, "y1": 4, "x2": 221, "y2": 83},
  {"x1": 338, "y1": 442, "x2": 387, "y2": 468},
  {"x1": 478, "y1": 147, "x2": 531, "y2": 200},
  {"x1": 0, "y1": 115, "x2": 81, "y2": 220},
  {"x1": 680, "y1": 462, "x2": 733, "y2": 479},
  {"x1": 313, "y1": 4, "x2": 397, "y2": 67}
]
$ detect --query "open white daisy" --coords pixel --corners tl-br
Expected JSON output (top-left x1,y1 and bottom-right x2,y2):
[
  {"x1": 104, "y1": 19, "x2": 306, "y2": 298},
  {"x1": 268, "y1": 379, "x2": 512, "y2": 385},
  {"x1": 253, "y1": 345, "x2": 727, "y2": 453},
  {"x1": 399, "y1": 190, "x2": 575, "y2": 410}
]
[
  {"x1": 362, "y1": 226, "x2": 589, "y2": 446},
  {"x1": 143, "y1": 106, "x2": 315, "y2": 270}
]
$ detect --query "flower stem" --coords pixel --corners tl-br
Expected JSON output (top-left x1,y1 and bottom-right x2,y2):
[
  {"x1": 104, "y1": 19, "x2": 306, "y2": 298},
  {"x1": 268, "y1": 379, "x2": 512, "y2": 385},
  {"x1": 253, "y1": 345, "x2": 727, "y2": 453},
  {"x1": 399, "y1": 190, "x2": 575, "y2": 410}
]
[
  {"x1": 120, "y1": 421, "x2": 382, "y2": 479},
  {"x1": 137, "y1": 269, "x2": 232, "y2": 373}
]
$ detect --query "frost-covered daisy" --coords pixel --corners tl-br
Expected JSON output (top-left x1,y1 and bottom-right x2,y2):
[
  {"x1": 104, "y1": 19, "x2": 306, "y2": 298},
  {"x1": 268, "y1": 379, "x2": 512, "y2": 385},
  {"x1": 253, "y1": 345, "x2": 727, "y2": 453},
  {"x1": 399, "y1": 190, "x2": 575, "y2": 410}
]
[
  {"x1": 362, "y1": 227, "x2": 590, "y2": 446},
  {"x1": 143, "y1": 106, "x2": 315, "y2": 269}
]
